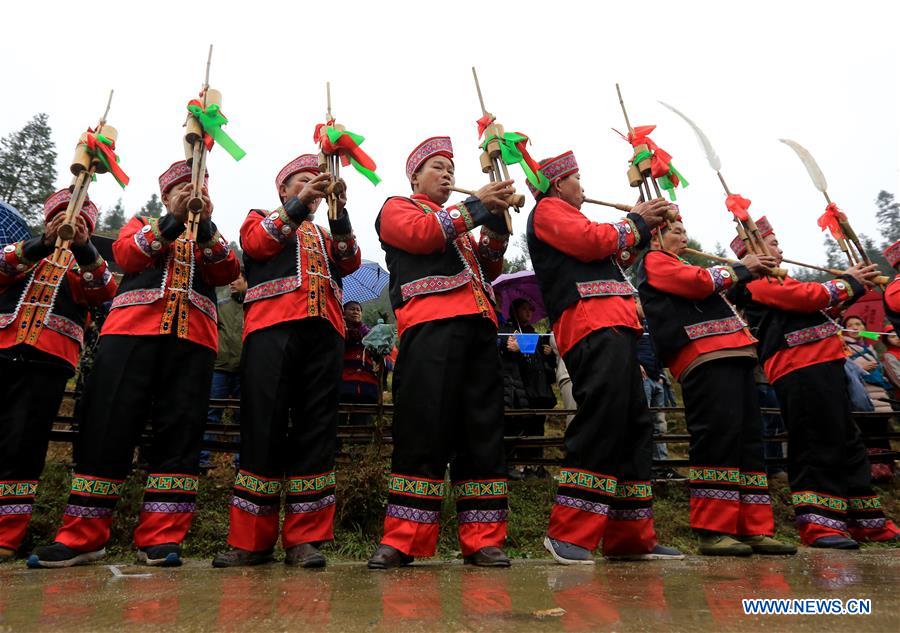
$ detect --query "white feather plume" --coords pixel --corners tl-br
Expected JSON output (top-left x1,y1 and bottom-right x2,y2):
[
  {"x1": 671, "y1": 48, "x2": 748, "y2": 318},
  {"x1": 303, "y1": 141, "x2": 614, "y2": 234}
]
[
  {"x1": 658, "y1": 101, "x2": 721, "y2": 172},
  {"x1": 779, "y1": 138, "x2": 828, "y2": 193}
]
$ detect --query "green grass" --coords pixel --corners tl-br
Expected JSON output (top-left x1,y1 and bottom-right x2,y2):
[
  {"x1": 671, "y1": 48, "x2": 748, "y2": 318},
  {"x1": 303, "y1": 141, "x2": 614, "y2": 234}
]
[{"x1": 16, "y1": 444, "x2": 900, "y2": 562}]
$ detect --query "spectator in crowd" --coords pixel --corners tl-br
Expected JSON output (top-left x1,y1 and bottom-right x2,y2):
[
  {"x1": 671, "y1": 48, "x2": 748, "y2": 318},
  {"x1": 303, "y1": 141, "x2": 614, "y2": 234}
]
[
  {"x1": 842, "y1": 315, "x2": 895, "y2": 481},
  {"x1": 549, "y1": 334, "x2": 576, "y2": 427},
  {"x1": 200, "y1": 270, "x2": 247, "y2": 469},
  {"x1": 635, "y1": 299, "x2": 684, "y2": 481},
  {"x1": 754, "y1": 365, "x2": 788, "y2": 481},
  {"x1": 499, "y1": 298, "x2": 556, "y2": 479},
  {"x1": 340, "y1": 300, "x2": 380, "y2": 426},
  {"x1": 882, "y1": 324, "x2": 900, "y2": 409},
  {"x1": 843, "y1": 316, "x2": 892, "y2": 413}
]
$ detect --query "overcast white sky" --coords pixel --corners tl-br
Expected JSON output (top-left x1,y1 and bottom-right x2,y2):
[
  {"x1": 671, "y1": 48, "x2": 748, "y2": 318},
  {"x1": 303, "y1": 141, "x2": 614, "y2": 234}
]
[{"x1": 2, "y1": 0, "x2": 898, "y2": 269}]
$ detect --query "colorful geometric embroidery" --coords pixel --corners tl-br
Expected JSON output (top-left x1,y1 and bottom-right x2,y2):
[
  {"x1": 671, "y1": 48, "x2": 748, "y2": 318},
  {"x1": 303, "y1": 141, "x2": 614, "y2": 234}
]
[
  {"x1": 740, "y1": 493, "x2": 772, "y2": 505},
  {"x1": 454, "y1": 480, "x2": 508, "y2": 498},
  {"x1": 554, "y1": 494, "x2": 610, "y2": 516},
  {"x1": 287, "y1": 472, "x2": 336, "y2": 494},
  {"x1": 245, "y1": 276, "x2": 301, "y2": 303},
  {"x1": 558, "y1": 469, "x2": 617, "y2": 495},
  {"x1": 0, "y1": 481, "x2": 38, "y2": 498},
  {"x1": 739, "y1": 472, "x2": 769, "y2": 489},
  {"x1": 849, "y1": 517, "x2": 887, "y2": 529},
  {"x1": 189, "y1": 290, "x2": 217, "y2": 321},
  {"x1": 134, "y1": 228, "x2": 154, "y2": 256},
  {"x1": 795, "y1": 513, "x2": 846, "y2": 531},
  {"x1": 234, "y1": 471, "x2": 283, "y2": 496},
  {"x1": 608, "y1": 507, "x2": 653, "y2": 521},
  {"x1": 575, "y1": 279, "x2": 634, "y2": 299},
  {"x1": 478, "y1": 228, "x2": 508, "y2": 263},
  {"x1": 141, "y1": 502, "x2": 196, "y2": 514},
  {"x1": 385, "y1": 503, "x2": 440, "y2": 524},
  {"x1": 434, "y1": 208, "x2": 460, "y2": 243},
  {"x1": 849, "y1": 496, "x2": 882, "y2": 511},
  {"x1": 457, "y1": 509, "x2": 509, "y2": 524},
  {"x1": 388, "y1": 475, "x2": 445, "y2": 498},
  {"x1": 706, "y1": 266, "x2": 735, "y2": 292},
  {"x1": 285, "y1": 495, "x2": 336, "y2": 515},
  {"x1": 690, "y1": 488, "x2": 740, "y2": 501},
  {"x1": 231, "y1": 496, "x2": 279, "y2": 516},
  {"x1": 145, "y1": 474, "x2": 199, "y2": 494},
  {"x1": 112, "y1": 288, "x2": 165, "y2": 309},
  {"x1": 612, "y1": 220, "x2": 635, "y2": 251},
  {"x1": 792, "y1": 491, "x2": 848, "y2": 512},
  {"x1": 784, "y1": 322, "x2": 839, "y2": 348},
  {"x1": 615, "y1": 482, "x2": 653, "y2": 500},
  {"x1": 70, "y1": 476, "x2": 124, "y2": 497},
  {"x1": 63, "y1": 504, "x2": 114, "y2": 518},
  {"x1": 262, "y1": 209, "x2": 294, "y2": 243},
  {"x1": 400, "y1": 270, "x2": 472, "y2": 301},
  {"x1": 690, "y1": 467, "x2": 741, "y2": 485},
  {"x1": 820, "y1": 279, "x2": 851, "y2": 306},
  {"x1": 0, "y1": 503, "x2": 32, "y2": 515},
  {"x1": 684, "y1": 316, "x2": 745, "y2": 341}
]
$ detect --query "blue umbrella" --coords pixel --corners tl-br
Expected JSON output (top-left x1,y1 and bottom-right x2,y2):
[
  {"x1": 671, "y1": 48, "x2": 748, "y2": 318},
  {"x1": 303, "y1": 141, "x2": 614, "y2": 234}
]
[
  {"x1": 0, "y1": 200, "x2": 31, "y2": 246},
  {"x1": 342, "y1": 260, "x2": 390, "y2": 303}
]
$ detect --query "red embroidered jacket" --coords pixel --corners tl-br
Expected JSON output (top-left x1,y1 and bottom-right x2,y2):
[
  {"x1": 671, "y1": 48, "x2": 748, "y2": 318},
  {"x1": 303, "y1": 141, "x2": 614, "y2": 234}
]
[
  {"x1": 377, "y1": 194, "x2": 508, "y2": 337},
  {"x1": 0, "y1": 237, "x2": 117, "y2": 368},
  {"x1": 745, "y1": 275, "x2": 858, "y2": 383},
  {"x1": 240, "y1": 208, "x2": 361, "y2": 339},
  {"x1": 101, "y1": 215, "x2": 240, "y2": 352},
  {"x1": 641, "y1": 250, "x2": 756, "y2": 380},
  {"x1": 530, "y1": 197, "x2": 644, "y2": 358}
]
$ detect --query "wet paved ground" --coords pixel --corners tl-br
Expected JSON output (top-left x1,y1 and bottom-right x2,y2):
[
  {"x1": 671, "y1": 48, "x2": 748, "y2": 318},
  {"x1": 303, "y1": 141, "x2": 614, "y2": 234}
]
[{"x1": 0, "y1": 550, "x2": 897, "y2": 632}]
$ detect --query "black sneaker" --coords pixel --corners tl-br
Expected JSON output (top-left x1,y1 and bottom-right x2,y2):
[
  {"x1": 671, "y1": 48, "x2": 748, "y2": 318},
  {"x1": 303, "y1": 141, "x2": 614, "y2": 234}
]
[
  {"x1": 653, "y1": 468, "x2": 687, "y2": 482},
  {"x1": 543, "y1": 536, "x2": 595, "y2": 565},
  {"x1": 27, "y1": 542, "x2": 106, "y2": 569},
  {"x1": 138, "y1": 543, "x2": 183, "y2": 567}
]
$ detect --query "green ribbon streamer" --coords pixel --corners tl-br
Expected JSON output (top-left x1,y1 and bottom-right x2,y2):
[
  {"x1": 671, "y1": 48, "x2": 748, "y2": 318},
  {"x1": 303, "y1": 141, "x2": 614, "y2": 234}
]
[
  {"x1": 348, "y1": 157, "x2": 381, "y2": 186},
  {"x1": 93, "y1": 133, "x2": 127, "y2": 189},
  {"x1": 858, "y1": 330, "x2": 881, "y2": 341},
  {"x1": 187, "y1": 103, "x2": 246, "y2": 161},
  {"x1": 632, "y1": 150, "x2": 652, "y2": 166},
  {"x1": 324, "y1": 128, "x2": 381, "y2": 185},
  {"x1": 482, "y1": 132, "x2": 550, "y2": 192}
]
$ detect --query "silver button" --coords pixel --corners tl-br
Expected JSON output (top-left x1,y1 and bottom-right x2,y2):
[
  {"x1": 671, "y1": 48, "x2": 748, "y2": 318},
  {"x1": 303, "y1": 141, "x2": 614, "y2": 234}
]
[
  {"x1": 16, "y1": 264, "x2": 25, "y2": 271},
  {"x1": 624, "y1": 224, "x2": 632, "y2": 233},
  {"x1": 721, "y1": 270, "x2": 731, "y2": 278},
  {"x1": 337, "y1": 242, "x2": 348, "y2": 251},
  {"x1": 3, "y1": 245, "x2": 15, "y2": 253},
  {"x1": 203, "y1": 248, "x2": 213, "y2": 256},
  {"x1": 449, "y1": 209, "x2": 461, "y2": 219},
  {"x1": 621, "y1": 251, "x2": 631, "y2": 261},
  {"x1": 281, "y1": 225, "x2": 292, "y2": 235},
  {"x1": 141, "y1": 225, "x2": 152, "y2": 233},
  {"x1": 269, "y1": 212, "x2": 280, "y2": 221},
  {"x1": 836, "y1": 281, "x2": 846, "y2": 290},
  {"x1": 82, "y1": 272, "x2": 94, "y2": 282},
  {"x1": 151, "y1": 241, "x2": 162, "y2": 251}
]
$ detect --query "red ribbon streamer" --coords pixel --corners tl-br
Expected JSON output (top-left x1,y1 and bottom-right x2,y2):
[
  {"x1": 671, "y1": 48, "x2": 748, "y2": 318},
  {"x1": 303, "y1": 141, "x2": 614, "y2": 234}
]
[
  {"x1": 817, "y1": 202, "x2": 846, "y2": 239},
  {"x1": 513, "y1": 136, "x2": 542, "y2": 177},
  {"x1": 476, "y1": 114, "x2": 493, "y2": 138},
  {"x1": 725, "y1": 194, "x2": 752, "y2": 222},
  {"x1": 626, "y1": 125, "x2": 679, "y2": 185},
  {"x1": 84, "y1": 129, "x2": 130, "y2": 187},
  {"x1": 314, "y1": 122, "x2": 378, "y2": 172}
]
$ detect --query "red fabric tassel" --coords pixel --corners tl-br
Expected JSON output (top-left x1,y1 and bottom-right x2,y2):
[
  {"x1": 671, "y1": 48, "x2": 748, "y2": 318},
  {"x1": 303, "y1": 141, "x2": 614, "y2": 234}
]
[
  {"x1": 817, "y1": 203, "x2": 847, "y2": 240},
  {"x1": 725, "y1": 194, "x2": 752, "y2": 222},
  {"x1": 476, "y1": 114, "x2": 493, "y2": 138}
]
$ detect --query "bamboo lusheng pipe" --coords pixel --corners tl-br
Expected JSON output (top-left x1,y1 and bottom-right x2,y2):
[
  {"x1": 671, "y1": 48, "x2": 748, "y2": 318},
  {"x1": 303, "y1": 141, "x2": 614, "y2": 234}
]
[
  {"x1": 682, "y1": 248, "x2": 787, "y2": 279},
  {"x1": 58, "y1": 90, "x2": 115, "y2": 245},
  {"x1": 471, "y1": 68, "x2": 514, "y2": 234},
  {"x1": 779, "y1": 256, "x2": 889, "y2": 287},
  {"x1": 450, "y1": 186, "x2": 525, "y2": 209},
  {"x1": 183, "y1": 45, "x2": 216, "y2": 241}
]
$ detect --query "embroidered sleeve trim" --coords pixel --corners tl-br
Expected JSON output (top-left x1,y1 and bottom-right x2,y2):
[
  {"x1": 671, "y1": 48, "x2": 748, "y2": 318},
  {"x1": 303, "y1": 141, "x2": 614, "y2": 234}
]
[
  {"x1": 575, "y1": 279, "x2": 635, "y2": 299},
  {"x1": 706, "y1": 265, "x2": 736, "y2": 292},
  {"x1": 331, "y1": 232, "x2": 359, "y2": 260},
  {"x1": 783, "y1": 321, "x2": 840, "y2": 347},
  {"x1": 821, "y1": 278, "x2": 853, "y2": 306},
  {"x1": 613, "y1": 219, "x2": 638, "y2": 251},
  {"x1": 400, "y1": 269, "x2": 473, "y2": 301}
]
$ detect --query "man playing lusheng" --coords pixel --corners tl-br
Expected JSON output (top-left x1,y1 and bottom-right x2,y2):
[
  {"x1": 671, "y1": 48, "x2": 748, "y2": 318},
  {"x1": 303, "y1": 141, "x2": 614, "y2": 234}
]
[
  {"x1": 368, "y1": 136, "x2": 514, "y2": 569},
  {"x1": 526, "y1": 151, "x2": 682, "y2": 564},
  {"x1": 730, "y1": 216, "x2": 899, "y2": 548},
  {"x1": 637, "y1": 216, "x2": 795, "y2": 556}
]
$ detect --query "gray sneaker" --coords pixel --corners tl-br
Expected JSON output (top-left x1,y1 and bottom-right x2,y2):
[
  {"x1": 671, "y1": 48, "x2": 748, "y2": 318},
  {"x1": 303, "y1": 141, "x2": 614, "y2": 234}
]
[
  {"x1": 543, "y1": 536, "x2": 595, "y2": 565},
  {"x1": 606, "y1": 544, "x2": 685, "y2": 561}
]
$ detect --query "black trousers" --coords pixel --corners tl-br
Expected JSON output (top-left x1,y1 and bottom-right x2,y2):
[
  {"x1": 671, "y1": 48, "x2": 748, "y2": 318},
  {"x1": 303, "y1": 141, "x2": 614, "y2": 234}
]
[
  {"x1": 0, "y1": 346, "x2": 72, "y2": 549},
  {"x1": 390, "y1": 317, "x2": 507, "y2": 482},
  {"x1": 239, "y1": 319, "x2": 343, "y2": 479},
  {"x1": 73, "y1": 334, "x2": 216, "y2": 478},
  {"x1": 773, "y1": 360, "x2": 871, "y2": 505},
  {"x1": 563, "y1": 328, "x2": 653, "y2": 483}
]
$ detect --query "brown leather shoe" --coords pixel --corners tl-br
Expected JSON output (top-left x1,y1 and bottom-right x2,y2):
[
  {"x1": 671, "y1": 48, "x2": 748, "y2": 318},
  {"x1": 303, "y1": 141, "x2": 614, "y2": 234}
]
[
  {"x1": 463, "y1": 546, "x2": 511, "y2": 567},
  {"x1": 367, "y1": 544, "x2": 413, "y2": 570},
  {"x1": 211, "y1": 548, "x2": 274, "y2": 568},
  {"x1": 284, "y1": 543, "x2": 326, "y2": 568}
]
